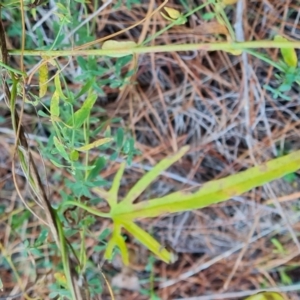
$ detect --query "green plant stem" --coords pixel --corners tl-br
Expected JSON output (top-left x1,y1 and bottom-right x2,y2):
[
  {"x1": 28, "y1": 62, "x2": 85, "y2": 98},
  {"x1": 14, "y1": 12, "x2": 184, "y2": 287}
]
[
  {"x1": 59, "y1": 200, "x2": 111, "y2": 218},
  {"x1": 55, "y1": 212, "x2": 77, "y2": 300},
  {"x1": 0, "y1": 61, "x2": 26, "y2": 76},
  {"x1": 245, "y1": 49, "x2": 285, "y2": 72},
  {"x1": 8, "y1": 40, "x2": 300, "y2": 58}
]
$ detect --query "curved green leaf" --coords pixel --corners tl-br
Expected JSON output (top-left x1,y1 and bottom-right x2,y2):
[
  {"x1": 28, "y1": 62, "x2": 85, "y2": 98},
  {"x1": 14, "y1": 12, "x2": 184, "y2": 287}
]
[
  {"x1": 122, "y1": 220, "x2": 174, "y2": 263},
  {"x1": 114, "y1": 150, "x2": 300, "y2": 219},
  {"x1": 121, "y1": 146, "x2": 189, "y2": 206}
]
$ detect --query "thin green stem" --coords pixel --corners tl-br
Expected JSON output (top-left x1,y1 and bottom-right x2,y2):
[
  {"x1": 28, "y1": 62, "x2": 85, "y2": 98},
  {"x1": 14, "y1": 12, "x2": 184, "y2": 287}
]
[
  {"x1": 55, "y1": 212, "x2": 77, "y2": 300},
  {"x1": 245, "y1": 49, "x2": 285, "y2": 72},
  {"x1": 49, "y1": 20, "x2": 66, "y2": 51},
  {"x1": 60, "y1": 200, "x2": 111, "y2": 218},
  {"x1": 214, "y1": 0, "x2": 236, "y2": 40},
  {"x1": 8, "y1": 41, "x2": 300, "y2": 58},
  {"x1": 83, "y1": 92, "x2": 91, "y2": 180},
  {"x1": 0, "y1": 61, "x2": 26, "y2": 76}
]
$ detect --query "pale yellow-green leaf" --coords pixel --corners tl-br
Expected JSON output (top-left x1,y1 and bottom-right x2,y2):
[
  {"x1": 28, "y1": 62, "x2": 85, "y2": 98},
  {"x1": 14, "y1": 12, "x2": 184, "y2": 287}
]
[
  {"x1": 76, "y1": 138, "x2": 113, "y2": 152},
  {"x1": 114, "y1": 149, "x2": 300, "y2": 219},
  {"x1": 54, "y1": 73, "x2": 67, "y2": 100},
  {"x1": 244, "y1": 292, "x2": 285, "y2": 300},
  {"x1": 102, "y1": 40, "x2": 137, "y2": 57},
  {"x1": 104, "y1": 238, "x2": 116, "y2": 261},
  {"x1": 68, "y1": 94, "x2": 97, "y2": 129},
  {"x1": 50, "y1": 90, "x2": 60, "y2": 117},
  {"x1": 104, "y1": 223, "x2": 126, "y2": 262},
  {"x1": 274, "y1": 35, "x2": 298, "y2": 67},
  {"x1": 122, "y1": 220, "x2": 174, "y2": 263},
  {"x1": 114, "y1": 225, "x2": 129, "y2": 265},
  {"x1": 53, "y1": 136, "x2": 69, "y2": 161},
  {"x1": 121, "y1": 146, "x2": 189, "y2": 206},
  {"x1": 54, "y1": 272, "x2": 68, "y2": 289},
  {"x1": 163, "y1": 7, "x2": 181, "y2": 20},
  {"x1": 108, "y1": 163, "x2": 126, "y2": 208},
  {"x1": 39, "y1": 62, "x2": 48, "y2": 97}
]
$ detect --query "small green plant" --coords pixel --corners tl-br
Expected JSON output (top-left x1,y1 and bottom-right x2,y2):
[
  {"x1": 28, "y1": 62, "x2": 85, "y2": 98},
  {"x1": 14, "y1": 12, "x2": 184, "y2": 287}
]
[
  {"x1": 1, "y1": 1, "x2": 300, "y2": 299},
  {"x1": 249, "y1": 35, "x2": 300, "y2": 101}
]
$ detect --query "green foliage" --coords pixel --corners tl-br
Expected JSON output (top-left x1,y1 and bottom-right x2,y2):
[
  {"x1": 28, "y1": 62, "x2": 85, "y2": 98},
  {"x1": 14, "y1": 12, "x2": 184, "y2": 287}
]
[
  {"x1": 2, "y1": 1, "x2": 300, "y2": 299},
  {"x1": 262, "y1": 35, "x2": 299, "y2": 100},
  {"x1": 271, "y1": 238, "x2": 287, "y2": 255},
  {"x1": 114, "y1": 0, "x2": 141, "y2": 10}
]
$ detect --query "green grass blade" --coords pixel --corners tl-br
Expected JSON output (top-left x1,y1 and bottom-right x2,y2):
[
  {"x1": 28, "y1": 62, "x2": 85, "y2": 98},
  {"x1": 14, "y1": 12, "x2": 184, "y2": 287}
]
[{"x1": 107, "y1": 163, "x2": 126, "y2": 208}]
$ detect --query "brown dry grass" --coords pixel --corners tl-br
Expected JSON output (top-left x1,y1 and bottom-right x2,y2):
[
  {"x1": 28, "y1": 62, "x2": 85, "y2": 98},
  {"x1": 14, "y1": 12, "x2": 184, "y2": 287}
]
[{"x1": 1, "y1": 0, "x2": 300, "y2": 299}]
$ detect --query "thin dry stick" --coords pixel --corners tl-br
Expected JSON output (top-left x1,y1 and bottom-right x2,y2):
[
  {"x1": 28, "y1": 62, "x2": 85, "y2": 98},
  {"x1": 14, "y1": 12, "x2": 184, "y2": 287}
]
[{"x1": 266, "y1": 191, "x2": 300, "y2": 204}]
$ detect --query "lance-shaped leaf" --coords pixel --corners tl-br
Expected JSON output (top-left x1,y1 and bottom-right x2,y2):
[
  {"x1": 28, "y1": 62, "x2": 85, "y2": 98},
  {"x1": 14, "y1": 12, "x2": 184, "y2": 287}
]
[
  {"x1": 75, "y1": 137, "x2": 113, "y2": 152},
  {"x1": 121, "y1": 146, "x2": 189, "y2": 206},
  {"x1": 39, "y1": 62, "x2": 48, "y2": 97},
  {"x1": 68, "y1": 94, "x2": 97, "y2": 128},
  {"x1": 107, "y1": 163, "x2": 126, "y2": 208},
  {"x1": 121, "y1": 220, "x2": 175, "y2": 263},
  {"x1": 274, "y1": 35, "x2": 298, "y2": 68},
  {"x1": 54, "y1": 73, "x2": 67, "y2": 101},
  {"x1": 50, "y1": 90, "x2": 60, "y2": 118},
  {"x1": 114, "y1": 149, "x2": 300, "y2": 219},
  {"x1": 104, "y1": 221, "x2": 129, "y2": 265},
  {"x1": 53, "y1": 136, "x2": 69, "y2": 161}
]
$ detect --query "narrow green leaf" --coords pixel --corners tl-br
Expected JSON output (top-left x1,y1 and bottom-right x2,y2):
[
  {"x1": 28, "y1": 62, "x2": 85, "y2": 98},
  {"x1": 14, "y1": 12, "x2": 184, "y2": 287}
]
[
  {"x1": 114, "y1": 226, "x2": 129, "y2": 265},
  {"x1": 88, "y1": 157, "x2": 106, "y2": 181},
  {"x1": 115, "y1": 149, "x2": 300, "y2": 219},
  {"x1": 110, "y1": 151, "x2": 118, "y2": 161},
  {"x1": 34, "y1": 229, "x2": 49, "y2": 246},
  {"x1": 107, "y1": 163, "x2": 126, "y2": 208},
  {"x1": 68, "y1": 94, "x2": 97, "y2": 128},
  {"x1": 76, "y1": 137, "x2": 113, "y2": 152},
  {"x1": 50, "y1": 90, "x2": 60, "y2": 117},
  {"x1": 53, "y1": 136, "x2": 69, "y2": 161},
  {"x1": 38, "y1": 110, "x2": 49, "y2": 117},
  {"x1": 274, "y1": 35, "x2": 298, "y2": 67},
  {"x1": 122, "y1": 220, "x2": 173, "y2": 264},
  {"x1": 39, "y1": 62, "x2": 48, "y2": 97},
  {"x1": 75, "y1": 78, "x2": 94, "y2": 99},
  {"x1": 104, "y1": 223, "x2": 121, "y2": 261},
  {"x1": 116, "y1": 127, "x2": 124, "y2": 148},
  {"x1": 50, "y1": 158, "x2": 67, "y2": 168},
  {"x1": 54, "y1": 73, "x2": 67, "y2": 100},
  {"x1": 121, "y1": 146, "x2": 189, "y2": 205}
]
